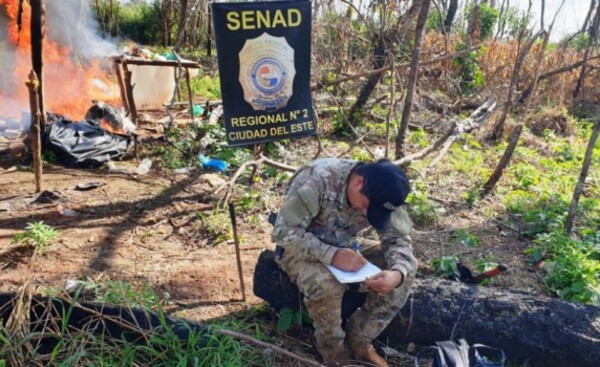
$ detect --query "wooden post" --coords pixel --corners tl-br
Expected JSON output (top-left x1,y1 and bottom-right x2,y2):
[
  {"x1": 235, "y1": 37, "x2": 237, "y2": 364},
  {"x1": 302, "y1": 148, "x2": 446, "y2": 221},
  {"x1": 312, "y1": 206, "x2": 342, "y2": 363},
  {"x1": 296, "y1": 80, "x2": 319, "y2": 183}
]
[
  {"x1": 113, "y1": 59, "x2": 130, "y2": 114},
  {"x1": 175, "y1": 67, "x2": 182, "y2": 102},
  {"x1": 228, "y1": 203, "x2": 246, "y2": 302},
  {"x1": 184, "y1": 68, "x2": 194, "y2": 123},
  {"x1": 122, "y1": 63, "x2": 137, "y2": 126},
  {"x1": 26, "y1": 71, "x2": 43, "y2": 193},
  {"x1": 123, "y1": 62, "x2": 138, "y2": 158},
  {"x1": 30, "y1": 0, "x2": 46, "y2": 123}
]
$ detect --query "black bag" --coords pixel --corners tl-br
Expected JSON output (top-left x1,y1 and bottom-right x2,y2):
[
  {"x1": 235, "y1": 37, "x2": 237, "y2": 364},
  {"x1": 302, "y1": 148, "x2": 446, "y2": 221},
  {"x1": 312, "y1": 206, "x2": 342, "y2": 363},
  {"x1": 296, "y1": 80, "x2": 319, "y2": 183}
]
[
  {"x1": 43, "y1": 116, "x2": 134, "y2": 168},
  {"x1": 416, "y1": 339, "x2": 505, "y2": 367}
]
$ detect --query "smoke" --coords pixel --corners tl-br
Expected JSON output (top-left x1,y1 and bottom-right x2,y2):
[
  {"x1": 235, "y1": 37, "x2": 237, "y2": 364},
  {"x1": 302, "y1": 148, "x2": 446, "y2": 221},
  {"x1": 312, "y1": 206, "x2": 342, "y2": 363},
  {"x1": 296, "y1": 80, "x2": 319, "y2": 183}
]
[
  {"x1": 46, "y1": 0, "x2": 118, "y2": 59},
  {"x1": 0, "y1": 5, "x2": 24, "y2": 116},
  {"x1": 0, "y1": 0, "x2": 119, "y2": 119}
]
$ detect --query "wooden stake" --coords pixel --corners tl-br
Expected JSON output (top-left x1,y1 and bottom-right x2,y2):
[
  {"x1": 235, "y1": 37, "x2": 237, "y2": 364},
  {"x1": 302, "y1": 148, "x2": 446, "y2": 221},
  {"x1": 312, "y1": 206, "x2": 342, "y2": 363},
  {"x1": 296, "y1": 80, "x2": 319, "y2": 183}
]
[
  {"x1": 184, "y1": 68, "x2": 194, "y2": 123},
  {"x1": 228, "y1": 203, "x2": 246, "y2": 302},
  {"x1": 123, "y1": 62, "x2": 137, "y2": 126},
  {"x1": 26, "y1": 71, "x2": 43, "y2": 193},
  {"x1": 114, "y1": 60, "x2": 129, "y2": 114},
  {"x1": 30, "y1": 0, "x2": 46, "y2": 123},
  {"x1": 123, "y1": 62, "x2": 138, "y2": 158}
]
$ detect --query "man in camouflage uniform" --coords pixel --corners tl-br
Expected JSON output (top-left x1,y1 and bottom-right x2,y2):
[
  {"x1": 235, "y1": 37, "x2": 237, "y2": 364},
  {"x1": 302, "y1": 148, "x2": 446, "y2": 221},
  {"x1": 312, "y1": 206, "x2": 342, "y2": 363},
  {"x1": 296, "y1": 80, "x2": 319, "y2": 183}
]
[{"x1": 272, "y1": 158, "x2": 417, "y2": 367}]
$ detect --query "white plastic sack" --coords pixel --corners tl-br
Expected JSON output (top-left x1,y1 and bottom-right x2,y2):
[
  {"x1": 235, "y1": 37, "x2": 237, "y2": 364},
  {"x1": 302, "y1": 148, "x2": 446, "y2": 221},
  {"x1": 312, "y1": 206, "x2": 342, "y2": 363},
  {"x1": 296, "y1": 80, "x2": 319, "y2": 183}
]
[{"x1": 121, "y1": 63, "x2": 199, "y2": 109}]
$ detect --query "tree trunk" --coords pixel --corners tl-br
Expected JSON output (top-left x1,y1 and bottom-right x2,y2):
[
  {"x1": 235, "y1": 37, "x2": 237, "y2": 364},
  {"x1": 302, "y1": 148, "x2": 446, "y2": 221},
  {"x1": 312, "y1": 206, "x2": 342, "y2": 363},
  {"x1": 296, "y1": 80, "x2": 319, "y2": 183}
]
[
  {"x1": 206, "y1": 4, "x2": 213, "y2": 57},
  {"x1": 30, "y1": 0, "x2": 45, "y2": 123},
  {"x1": 466, "y1": 1, "x2": 480, "y2": 44},
  {"x1": 443, "y1": 0, "x2": 458, "y2": 33},
  {"x1": 395, "y1": 0, "x2": 431, "y2": 159},
  {"x1": 573, "y1": 1, "x2": 600, "y2": 99},
  {"x1": 481, "y1": 124, "x2": 523, "y2": 197},
  {"x1": 486, "y1": 30, "x2": 543, "y2": 142},
  {"x1": 524, "y1": 0, "x2": 565, "y2": 109},
  {"x1": 565, "y1": 118, "x2": 600, "y2": 234},
  {"x1": 174, "y1": 0, "x2": 190, "y2": 52},
  {"x1": 254, "y1": 250, "x2": 600, "y2": 367},
  {"x1": 347, "y1": 36, "x2": 387, "y2": 127}
]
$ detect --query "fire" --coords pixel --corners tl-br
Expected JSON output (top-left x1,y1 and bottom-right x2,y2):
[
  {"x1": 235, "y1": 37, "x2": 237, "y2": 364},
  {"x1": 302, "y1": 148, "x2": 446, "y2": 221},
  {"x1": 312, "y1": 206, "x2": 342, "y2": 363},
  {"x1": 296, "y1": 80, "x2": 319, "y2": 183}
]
[{"x1": 0, "y1": 0, "x2": 119, "y2": 120}]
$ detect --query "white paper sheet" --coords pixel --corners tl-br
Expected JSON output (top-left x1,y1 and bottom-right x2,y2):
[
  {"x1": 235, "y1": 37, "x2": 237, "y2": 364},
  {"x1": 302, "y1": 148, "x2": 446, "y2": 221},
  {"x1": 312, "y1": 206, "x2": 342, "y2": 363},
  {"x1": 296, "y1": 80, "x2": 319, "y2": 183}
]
[{"x1": 326, "y1": 261, "x2": 382, "y2": 284}]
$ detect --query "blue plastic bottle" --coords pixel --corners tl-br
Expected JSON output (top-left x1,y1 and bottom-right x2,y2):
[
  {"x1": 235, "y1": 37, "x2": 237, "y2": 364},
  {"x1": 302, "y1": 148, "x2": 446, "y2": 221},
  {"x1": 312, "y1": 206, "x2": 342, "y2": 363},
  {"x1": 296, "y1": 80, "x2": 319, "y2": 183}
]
[{"x1": 198, "y1": 154, "x2": 228, "y2": 172}]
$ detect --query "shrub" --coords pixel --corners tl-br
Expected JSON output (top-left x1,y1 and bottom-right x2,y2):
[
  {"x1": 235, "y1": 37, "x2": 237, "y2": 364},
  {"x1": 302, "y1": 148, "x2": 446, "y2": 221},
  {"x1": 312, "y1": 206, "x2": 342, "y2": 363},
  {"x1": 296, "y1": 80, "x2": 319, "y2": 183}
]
[
  {"x1": 528, "y1": 231, "x2": 600, "y2": 305},
  {"x1": 12, "y1": 221, "x2": 60, "y2": 255}
]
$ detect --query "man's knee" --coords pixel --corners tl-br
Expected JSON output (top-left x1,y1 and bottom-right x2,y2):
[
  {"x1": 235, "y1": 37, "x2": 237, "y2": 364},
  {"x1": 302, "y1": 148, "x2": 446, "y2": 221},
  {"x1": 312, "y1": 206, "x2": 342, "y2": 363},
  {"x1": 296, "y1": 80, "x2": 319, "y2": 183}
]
[{"x1": 299, "y1": 270, "x2": 346, "y2": 301}]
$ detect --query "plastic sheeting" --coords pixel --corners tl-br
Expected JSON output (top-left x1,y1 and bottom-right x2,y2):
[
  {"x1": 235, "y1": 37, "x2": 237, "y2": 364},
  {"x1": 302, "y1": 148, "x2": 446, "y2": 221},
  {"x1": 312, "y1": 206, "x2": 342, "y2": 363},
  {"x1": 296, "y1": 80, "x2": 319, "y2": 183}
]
[{"x1": 43, "y1": 114, "x2": 134, "y2": 168}]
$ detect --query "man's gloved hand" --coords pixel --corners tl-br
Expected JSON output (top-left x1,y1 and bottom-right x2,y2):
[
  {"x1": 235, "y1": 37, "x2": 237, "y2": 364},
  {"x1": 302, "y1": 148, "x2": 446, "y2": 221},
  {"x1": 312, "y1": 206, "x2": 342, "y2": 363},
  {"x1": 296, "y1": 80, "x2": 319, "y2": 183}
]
[
  {"x1": 331, "y1": 249, "x2": 367, "y2": 271},
  {"x1": 364, "y1": 270, "x2": 404, "y2": 294}
]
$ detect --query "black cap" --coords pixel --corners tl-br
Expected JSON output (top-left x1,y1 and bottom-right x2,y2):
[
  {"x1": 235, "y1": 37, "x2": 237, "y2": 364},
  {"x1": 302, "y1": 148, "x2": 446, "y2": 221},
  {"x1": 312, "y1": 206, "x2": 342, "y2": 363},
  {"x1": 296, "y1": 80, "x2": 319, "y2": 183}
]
[{"x1": 357, "y1": 159, "x2": 410, "y2": 231}]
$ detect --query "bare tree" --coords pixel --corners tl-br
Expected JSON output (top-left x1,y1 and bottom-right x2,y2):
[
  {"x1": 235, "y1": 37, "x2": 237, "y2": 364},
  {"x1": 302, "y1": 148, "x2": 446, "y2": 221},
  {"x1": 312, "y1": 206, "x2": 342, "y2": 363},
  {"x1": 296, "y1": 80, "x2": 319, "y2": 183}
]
[
  {"x1": 346, "y1": 1, "x2": 419, "y2": 128},
  {"x1": 444, "y1": 0, "x2": 459, "y2": 33},
  {"x1": 565, "y1": 118, "x2": 600, "y2": 235},
  {"x1": 395, "y1": 0, "x2": 431, "y2": 158},
  {"x1": 486, "y1": 2, "x2": 539, "y2": 142},
  {"x1": 573, "y1": 0, "x2": 600, "y2": 99},
  {"x1": 174, "y1": 0, "x2": 190, "y2": 52},
  {"x1": 524, "y1": 0, "x2": 566, "y2": 110}
]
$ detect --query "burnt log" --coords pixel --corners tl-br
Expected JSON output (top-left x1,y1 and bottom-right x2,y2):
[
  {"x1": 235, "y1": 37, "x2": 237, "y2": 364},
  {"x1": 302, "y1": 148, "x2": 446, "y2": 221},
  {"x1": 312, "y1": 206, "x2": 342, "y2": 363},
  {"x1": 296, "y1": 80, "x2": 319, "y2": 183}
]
[{"x1": 254, "y1": 250, "x2": 600, "y2": 367}]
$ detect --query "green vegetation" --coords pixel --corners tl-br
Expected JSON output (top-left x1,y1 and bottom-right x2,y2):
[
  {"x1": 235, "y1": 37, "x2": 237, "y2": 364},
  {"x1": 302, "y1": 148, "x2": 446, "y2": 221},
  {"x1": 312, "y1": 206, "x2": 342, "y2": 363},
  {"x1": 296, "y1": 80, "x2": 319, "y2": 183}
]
[
  {"x1": 431, "y1": 256, "x2": 460, "y2": 279},
  {"x1": 276, "y1": 307, "x2": 313, "y2": 331},
  {"x1": 190, "y1": 75, "x2": 222, "y2": 100},
  {"x1": 453, "y1": 42, "x2": 485, "y2": 96},
  {"x1": 434, "y1": 118, "x2": 599, "y2": 304},
  {"x1": 527, "y1": 232, "x2": 600, "y2": 305},
  {"x1": 0, "y1": 284, "x2": 277, "y2": 366},
  {"x1": 12, "y1": 221, "x2": 60, "y2": 255},
  {"x1": 450, "y1": 229, "x2": 480, "y2": 248},
  {"x1": 406, "y1": 180, "x2": 438, "y2": 226},
  {"x1": 94, "y1": 0, "x2": 162, "y2": 44}
]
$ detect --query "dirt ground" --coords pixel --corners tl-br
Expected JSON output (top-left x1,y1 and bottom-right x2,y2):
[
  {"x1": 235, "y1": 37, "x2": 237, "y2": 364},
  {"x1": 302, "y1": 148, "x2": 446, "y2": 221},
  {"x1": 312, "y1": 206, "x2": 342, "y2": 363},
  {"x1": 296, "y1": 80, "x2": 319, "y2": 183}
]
[{"x1": 0, "y1": 133, "x2": 550, "y2": 365}]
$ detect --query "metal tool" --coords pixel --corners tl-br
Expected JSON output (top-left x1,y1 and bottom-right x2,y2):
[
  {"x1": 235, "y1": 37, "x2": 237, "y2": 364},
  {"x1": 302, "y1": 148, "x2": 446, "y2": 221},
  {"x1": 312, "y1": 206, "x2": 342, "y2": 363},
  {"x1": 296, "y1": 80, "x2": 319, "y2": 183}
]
[{"x1": 458, "y1": 263, "x2": 508, "y2": 284}]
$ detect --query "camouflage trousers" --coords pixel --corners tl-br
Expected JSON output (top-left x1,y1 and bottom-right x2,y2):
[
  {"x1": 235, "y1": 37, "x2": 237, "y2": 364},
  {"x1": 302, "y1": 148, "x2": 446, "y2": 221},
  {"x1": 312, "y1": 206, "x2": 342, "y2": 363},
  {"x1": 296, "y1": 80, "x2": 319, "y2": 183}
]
[{"x1": 276, "y1": 240, "x2": 415, "y2": 360}]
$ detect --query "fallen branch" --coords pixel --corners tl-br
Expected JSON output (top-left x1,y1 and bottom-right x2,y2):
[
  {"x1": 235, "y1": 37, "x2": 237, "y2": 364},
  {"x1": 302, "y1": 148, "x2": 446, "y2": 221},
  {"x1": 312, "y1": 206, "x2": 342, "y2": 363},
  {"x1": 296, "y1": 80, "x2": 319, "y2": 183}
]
[
  {"x1": 215, "y1": 156, "x2": 266, "y2": 206},
  {"x1": 393, "y1": 121, "x2": 456, "y2": 165},
  {"x1": 216, "y1": 329, "x2": 324, "y2": 367},
  {"x1": 337, "y1": 129, "x2": 376, "y2": 158},
  {"x1": 260, "y1": 154, "x2": 296, "y2": 172},
  {"x1": 427, "y1": 98, "x2": 496, "y2": 170},
  {"x1": 392, "y1": 99, "x2": 496, "y2": 167}
]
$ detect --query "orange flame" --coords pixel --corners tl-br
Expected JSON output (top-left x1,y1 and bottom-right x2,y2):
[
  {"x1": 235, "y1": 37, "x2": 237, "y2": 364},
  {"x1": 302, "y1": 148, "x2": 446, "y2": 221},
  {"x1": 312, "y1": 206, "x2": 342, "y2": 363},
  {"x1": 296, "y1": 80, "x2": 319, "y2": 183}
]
[{"x1": 0, "y1": 0, "x2": 119, "y2": 120}]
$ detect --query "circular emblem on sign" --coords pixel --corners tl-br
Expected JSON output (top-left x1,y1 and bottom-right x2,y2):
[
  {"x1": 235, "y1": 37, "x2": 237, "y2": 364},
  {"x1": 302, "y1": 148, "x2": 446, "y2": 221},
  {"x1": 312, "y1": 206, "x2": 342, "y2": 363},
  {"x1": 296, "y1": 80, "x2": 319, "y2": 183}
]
[
  {"x1": 239, "y1": 33, "x2": 296, "y2": 111},
  {"x1": 251, "y1": 57, "x2": 286, "y2": 94}
]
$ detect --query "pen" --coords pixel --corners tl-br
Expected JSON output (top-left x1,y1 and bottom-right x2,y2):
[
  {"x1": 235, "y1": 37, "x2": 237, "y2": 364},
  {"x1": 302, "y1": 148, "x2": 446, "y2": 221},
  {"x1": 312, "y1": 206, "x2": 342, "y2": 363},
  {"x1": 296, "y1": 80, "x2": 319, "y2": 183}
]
[{"x1": 353, "y1": 241, "x2": 360, "y2": 254}]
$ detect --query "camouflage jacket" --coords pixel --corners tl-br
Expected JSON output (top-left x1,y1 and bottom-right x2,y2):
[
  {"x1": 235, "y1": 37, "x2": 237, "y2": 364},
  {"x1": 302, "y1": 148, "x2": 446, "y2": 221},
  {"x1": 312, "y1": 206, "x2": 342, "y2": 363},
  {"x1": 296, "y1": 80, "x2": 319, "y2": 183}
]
[{"x1": 272, "y1": 158, "x2": 417, "y2": 277}]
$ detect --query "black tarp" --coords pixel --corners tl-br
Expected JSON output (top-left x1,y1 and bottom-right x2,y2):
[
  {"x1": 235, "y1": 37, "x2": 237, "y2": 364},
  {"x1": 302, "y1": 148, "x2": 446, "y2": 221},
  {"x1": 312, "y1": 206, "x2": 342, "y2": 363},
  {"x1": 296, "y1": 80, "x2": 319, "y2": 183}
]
[{"x1": 42, "y1": 113, "x2": 134, "y2": 168}]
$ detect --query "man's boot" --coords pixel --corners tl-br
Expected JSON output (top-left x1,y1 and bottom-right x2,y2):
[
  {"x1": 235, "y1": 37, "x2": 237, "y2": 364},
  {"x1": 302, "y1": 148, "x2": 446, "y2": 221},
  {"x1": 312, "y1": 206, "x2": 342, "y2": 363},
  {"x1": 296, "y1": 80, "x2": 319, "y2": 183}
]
[{"x1": 347, "y1": 337, "x2": 389, "y2": 367}]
